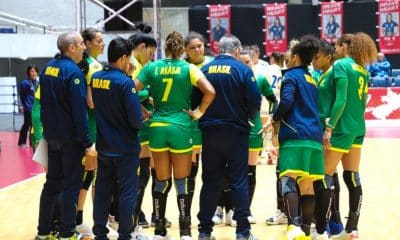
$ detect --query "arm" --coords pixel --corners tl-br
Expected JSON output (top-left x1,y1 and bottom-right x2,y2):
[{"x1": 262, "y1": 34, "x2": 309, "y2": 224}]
[
  {"x1": 123, "y1": 79, "x2": 143, "y2": 131},
  {"x1": 69, "y1": 71, "x2": 92, "y2": 149},
  {"x1": 87, "y1": 86, "x2": 94, "y2": 109},
  {"x1": 244, "y1": 70, "x2": 261, "y2": 120},
  {"x1": 327, "y1": 77, "x2": 348, "y2": 128},
  {"x1": 272, "y1": 78, "x2": 295, "y2": 122},
  {"x1": 260, "y1": 75, "x2": 278, "y2": 113}
]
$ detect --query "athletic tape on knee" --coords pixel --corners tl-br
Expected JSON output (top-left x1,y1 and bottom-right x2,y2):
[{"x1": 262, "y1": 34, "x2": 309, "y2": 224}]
[
  {"x1": 343, "y1": 171, "x2": 361, "y2": 188},
  {"x1": 281, "y1": 176, "x2": 297, "y2": 195},
  {"x1": 154, "y1": 178, "x2": 172, "y2": 194},
  {"x1": 82, "y1": 170, "x2": 94, "y2": 190},
  {"x1": 174, "y1": 177, "x2": 189, "y2": 195}
]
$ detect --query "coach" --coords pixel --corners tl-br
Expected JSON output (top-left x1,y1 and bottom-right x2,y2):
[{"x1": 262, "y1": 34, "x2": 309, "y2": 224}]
[{"x1": 197, "y1": 35, "x2": 261, "y2": 240}]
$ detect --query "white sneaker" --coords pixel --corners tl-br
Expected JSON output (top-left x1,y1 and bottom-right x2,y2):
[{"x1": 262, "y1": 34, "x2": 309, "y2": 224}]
[
  {"x1": 211, "y1": 206, "x2": 224, "y2": 225},
  {"x1": 247, "y1": 215, "x2": 256, "y2": 224},
  {"x1": 107, "y1": 214, "x2": 119, "y2": 231},
  {"x1": 152, "y1": 235, "x2": 170, "y2": 240},
  {"x1": 180, "y1": 235, "x2": 192, "y2": 240},
  {"x1": 286, "y1": 225, "x2": 305, "y2": 240},
  {"x1": 311, "y1": 231, "x2": 329, "y2": 240},
  {"x1": 132, "y1": 226, "x2": 151, "y2": 240},
  {"x1": 75, "y1": 223, "x2": 93, "y2": 236},
  {"x1": 265, "y1": 209, "x2": 288, "y2": 225},
  {"x1": 225, "y1": 209, "x2": 237, "y2": 227},
  {"x1": 106, "y1": 224, "x2": 119, "y2": 240},
  {"x1": 348, "y1": 230, "x2": 359, "y2": 240}
]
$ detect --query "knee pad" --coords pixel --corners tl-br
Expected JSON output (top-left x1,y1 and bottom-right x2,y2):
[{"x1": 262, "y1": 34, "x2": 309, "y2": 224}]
[
  {"x1": 343, "y1": 171, "x2": 361, "y2": 189},
  {"x1": 174, "y1": 177, "x2": 189, "y2": 195},
  {"x1": 314, "y1": 174, "x2": 334, "y2": 192},
  {"x1": 154, "y1": 178, "x2": 172, "y2": 194},
  {"x1": 82, "y1": 170, "x2": 94, "y2": 190},
  {"x1": 281, "y1": 176, "x2": 297, "y2": 196},
  {"x1": 332, "y1": 172, "x2": 340, "y2": 192}
]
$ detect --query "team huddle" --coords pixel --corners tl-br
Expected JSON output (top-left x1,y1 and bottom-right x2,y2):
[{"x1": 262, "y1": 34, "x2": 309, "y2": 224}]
[{"x1": 32, "y1": 26, "x2": 377, "y2": 240}]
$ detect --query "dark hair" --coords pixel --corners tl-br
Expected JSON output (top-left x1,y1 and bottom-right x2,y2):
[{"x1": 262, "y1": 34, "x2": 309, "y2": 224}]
[
  {"x1": 77, "y1": 51, "x2": 90, "y2": 75},
  {"x1": 136, "y1": 23, "x2": 152, "y2": 34},
  {"x1": 240, "y1": 45, "x2": 251, "y2": 55},
  {"x1": 319, "y1": 40, "x2": 335, "y2": 56},
  {"x1": 128, "y1": 33, "x2": 157, "y2": 49},
  {"x1": 184, "y1": 31, "x2": 206, "y2": 47},
  {"x1": 81, "y1": 27, "x2": 101, "y2": 43},
  {"x1": 108, "y1": 37, "x2": 134, "y2": 63},
  {"x1": 271, "y1": 52, "x2": 284, "y2": 66},
  {"x1": 26, "y1": 64, "x2": 39, "y2": 77},
  {"x1": 165, "y1": 31, "x2": 184, "y2": 59},
  {"x1": 291, "y1": 34, "x2": 320, "y2": 66}
]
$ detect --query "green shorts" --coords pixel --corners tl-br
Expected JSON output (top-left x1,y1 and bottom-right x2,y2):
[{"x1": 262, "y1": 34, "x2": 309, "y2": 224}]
[
  {"x1": 330, "y1": 134, "x2": 364, "y2": 153},
  {"x1": 149, "y1": 122, "x2": 193, "y2": 154},
  {"x1": 192, "y1": 120, "x2": 202, "y2": 149},
  {"x1": 249, "y1": 134, "x2": 263, "y2": 152},
  {"x1": 139, "y1": 121, "x2": 150, "y2": 146},
  {"x1": 278, "y1": 139, "x2": 324, "y2": 182},
  {"x1": 88, "y1": 108, "x2": 97, "y2": 142}
]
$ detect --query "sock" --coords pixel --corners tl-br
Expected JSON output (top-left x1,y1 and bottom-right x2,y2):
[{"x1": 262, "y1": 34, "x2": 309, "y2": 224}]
[
  {"x1": 76, "y1": 210, "x2": 83, "y2": 225},
  {"x1": 314, "y1": 177, "x2": 333, "y2": 234},
  {"x1": 343, "y1": 170, "x2": 362, "y2": 232},
  {"x1": 151, "y1": 168, "x2": 156, "y2": 220},
  {"x1": 248, "y1": 165, "x2": 256, "y2": 207},
  {"x1": 188, "y1": 161, "x2": 199, "y2": 214},
  {"x1": 300, "y1": 194, "x2": 315, "y2": 235},
  {"x1": 281, "y1": 176, "x2": 300, "y2": 226},
  {"x1": 134, "y1": 157, "x2": 150, "y2": 227},
  {"x1": 276, "y1": 169, "x2": 285, "y2": 212},
  {"x1": 175, "y1": 177, "x2": 190, "y2": 218},
  {"x1": 331, "y1": 172, "x2": 342, "y2": 224}
]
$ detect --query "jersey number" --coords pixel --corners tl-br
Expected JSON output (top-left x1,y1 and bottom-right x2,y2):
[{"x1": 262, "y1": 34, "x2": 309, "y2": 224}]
[
  {"x1": 358, "y1": 76, "x2": 368, "y2": 100},
  {"x1": 272, "y1": 75, "x2": 282, "y2": 88},
  {"x1": 162, "y1": 78, "x2": 173, "y2": 102}
]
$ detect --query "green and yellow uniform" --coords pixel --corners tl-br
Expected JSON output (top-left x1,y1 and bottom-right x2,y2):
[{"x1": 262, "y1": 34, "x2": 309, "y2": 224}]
[
  {"x1": 31, "y1": 86, "x2": 42, "y2": 148},
  {"x1": 328, "y1": 57, "x2": 369, "y2": 152},
  {"x1": 131, "y1": 56, "x2": 153, "y2": 146},
  {"x1": 138, "y1": 59, "x2": 204, "y2": 154},
  {"x1": 186, "y1": 56, "x2": 213, "y2": 149},
  {"x1": 86, "y1": 56, "x2": 103, "y2": 142},
  {"x1": 317, "y1": 66, "x2": 334, "y2": 129},
  {"x1": 249, "y1": 72, "x2": 274, "y2": 151}
]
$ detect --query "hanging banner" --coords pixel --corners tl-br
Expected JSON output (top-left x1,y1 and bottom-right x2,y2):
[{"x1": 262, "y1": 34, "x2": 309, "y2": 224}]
[
  {"x1": 378, "y1": 0, "x2": 400, "y2": 54},
  {"x1": 264, "y1": 4, "x2": 287, "y2": 55},
  {"x1": 208, "y1": 5, "x2": 231, "y2": 55},
  {"x1": 365, "y1": 87, "x2": 400, "y2": 120},
  {"x1": 320, "y1": 1, "x2": 343, "y2": 43}
]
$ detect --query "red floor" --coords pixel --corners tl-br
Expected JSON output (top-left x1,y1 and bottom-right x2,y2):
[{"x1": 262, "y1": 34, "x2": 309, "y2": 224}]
[
  {"x1": 0, "y1": 132, "x2": 44, "y2": 189},
  {"x1": 0, "y1": 124, "x2": 399, "y2": 189}
]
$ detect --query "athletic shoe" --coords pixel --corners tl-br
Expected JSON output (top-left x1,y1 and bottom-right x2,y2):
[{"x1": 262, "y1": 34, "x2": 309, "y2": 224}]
[
  {"x1": 236, "y1": 233, "x2": 258, "y2": 240},
  {"x1": 138, "y1": 211, "x2": 150, "y2": 228},
  {"x1": 265, "y1": 209, "x2": 288, "y2": 225},
  {"x1": 75, "y1": 223, "x2": 92, "y2": 236},
  {"x1": 180, "y1": 235, "x2": 193, "y2": 240},
  {"x1": 198, "y1": 233, "x2": 216, "y2": 240},
  {"x1": 107, "y1": 214, "x2": 119, "y2": 231},
  {"x1": 247, "y1": 215, "x2": 256, "y2": 224},
  {"x1": 311, "y1": 231, "x2": 329, "y2": 240},
  {"x1": 348, "y1": 231, "x2": 359, "y2": 240},
  {"x1": 286, "y1": 224, "x2": 306, "y2": 240},
  {"x1": 211, "y1": 206, "x2": 224, "y2": 225},
  {"x1": 34, "y1": 235, "x2": 59, "y2": 240},
  {"x1": 106, "y1": 224, "x2": 119, "y2": 240},
  {"x1": 152, "y1": 235, "x2": 170, "y2": 240},
  {"x1": 131, "y1": 226, "x2": 151, "y2": 240},
  {"x1": 225, "y1": 209, "x2": 237, "y2": 227},
  {"x1": 330, "y1": 230, "x2": 347, "y2": 240}
]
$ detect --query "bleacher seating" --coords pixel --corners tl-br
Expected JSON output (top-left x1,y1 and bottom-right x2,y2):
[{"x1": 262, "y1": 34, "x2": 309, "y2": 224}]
[
  {"x1": 371, "y1": 76, "x2": 387, "y2": 87},
  {"x1": 391, "y1": 69, "x2": 400, "y2": 78},
  {"x1": 392, "y1": 77, "x2": 400, "y2": 87}
]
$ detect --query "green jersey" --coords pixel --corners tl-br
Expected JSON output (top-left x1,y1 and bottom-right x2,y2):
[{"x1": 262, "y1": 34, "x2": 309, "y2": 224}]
[
  {"x1": 317, "y1": 66, "x2": 334, "y2": 129},
  {"x1": 250, "y1": 73, "x2": 274, "y2": 136},
  {"x1": 138, "y1": 59, "x2": 204, "y2": 127},
  {"x1": 87, "y1": 56, "x2": 102, "y2": 142},
  {"x1": 328, "y1": 57, "x2": 369, "y2": 135}
]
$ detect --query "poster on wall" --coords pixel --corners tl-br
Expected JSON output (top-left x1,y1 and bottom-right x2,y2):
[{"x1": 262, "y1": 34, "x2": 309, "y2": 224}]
[
  {"x1": 365, "y1": 87, "x2": 400, "y2": 120},
  {"x1": 378, "y1": 0, "x2": 400, "y2": 54},
  {"x1": 264, "y1": 4, "x2": 287, "y2": 55},
  {"x1": 208, "y1": 4, "x2": 231, "y2": 55},
  {"x1": 320, "y1": 1, "x2": 343, "y2": 43}
]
